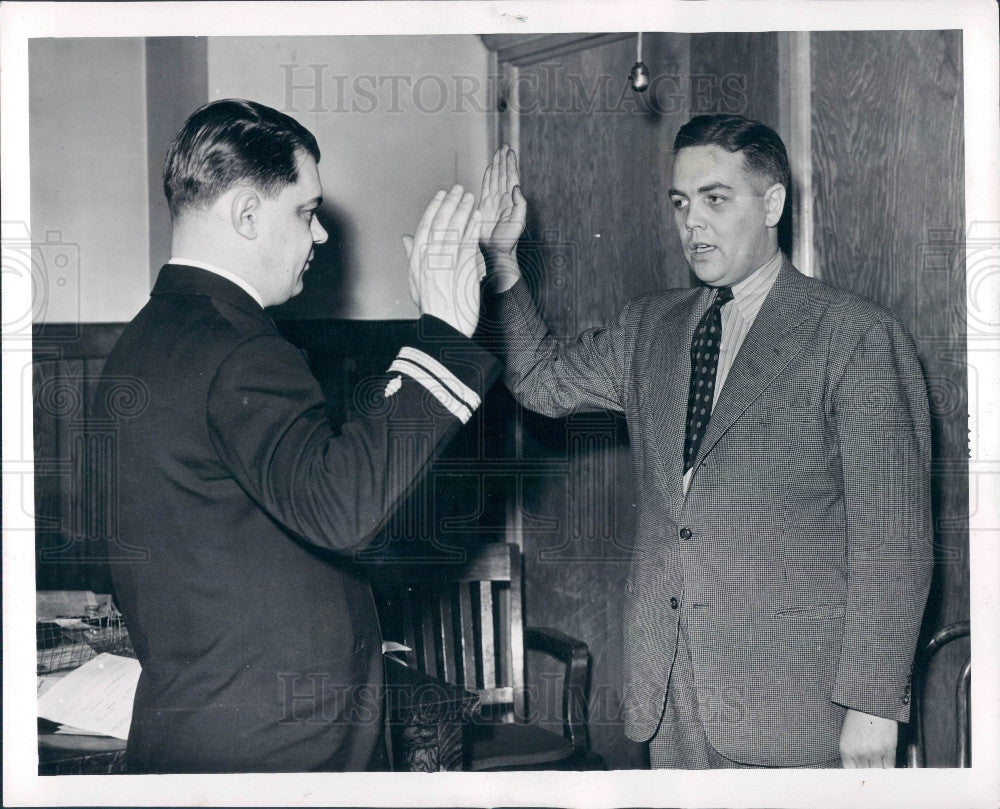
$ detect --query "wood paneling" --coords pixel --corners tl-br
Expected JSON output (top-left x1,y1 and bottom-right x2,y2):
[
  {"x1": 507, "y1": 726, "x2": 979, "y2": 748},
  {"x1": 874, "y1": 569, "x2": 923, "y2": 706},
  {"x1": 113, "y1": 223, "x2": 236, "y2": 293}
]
[
  {"x1": 689, "y1": 32, "x2": 780, "y2": 130},
  {"x1": 516, "y1": 33, "x2": 693, "y2": 334},
  {"x1": 33, "y1": 323, "x2": 128, "y2": 593},
  {"x1": 811, "y1": 29, "x2": 967, "y2": 766},
  {"x1": 33, "y1": 319, "x2": 509, "y2": 591},
  {"x1": 480, "y1": 33, "x2": 633, "y2": 68},
  {"x1": 509, "y1": 32, "x2": 693, "y2": 768}
]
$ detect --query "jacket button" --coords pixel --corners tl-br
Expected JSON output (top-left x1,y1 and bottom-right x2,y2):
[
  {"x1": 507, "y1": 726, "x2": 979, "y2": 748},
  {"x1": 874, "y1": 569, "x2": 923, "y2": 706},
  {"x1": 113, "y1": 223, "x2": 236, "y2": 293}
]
[
  {"x1": 679, "y1": 527, "x2": 692, "y2": 540},
  {"x1": 670, "y1": 597, "x2": 679, "y2": 609},
  {"x1": 901, "y1": 694, "x2": 910, "y2": 705}
]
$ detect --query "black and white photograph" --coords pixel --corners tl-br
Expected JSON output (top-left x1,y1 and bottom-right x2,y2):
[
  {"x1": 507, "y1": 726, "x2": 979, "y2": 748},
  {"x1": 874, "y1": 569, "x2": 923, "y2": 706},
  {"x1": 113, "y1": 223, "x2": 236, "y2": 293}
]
[{"x1": 2, "y1": 1, "x2": 998, "y2": 806}]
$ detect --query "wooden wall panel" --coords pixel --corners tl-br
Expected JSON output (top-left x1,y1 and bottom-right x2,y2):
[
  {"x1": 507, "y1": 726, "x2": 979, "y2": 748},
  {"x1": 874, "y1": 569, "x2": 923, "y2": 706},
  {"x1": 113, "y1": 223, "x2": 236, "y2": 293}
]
[
  {"x1": 516, "y1": 33, "x2": 693, "y2": 334},
  {"x1": 689, "y1": 32, "x2": 780, "y2": 130},
  {"x1": 512, "y1": 32, "x2": 692, "y2": 768},
  {"x1": 811, "y1": 29, "x2": 967, "y2": 766},
  {"x1": 33, "y1": 324, "x2": 127, "y2": 593},
  {"x1": 33, "y1": 321, "x2": 507, "y2": 592}
]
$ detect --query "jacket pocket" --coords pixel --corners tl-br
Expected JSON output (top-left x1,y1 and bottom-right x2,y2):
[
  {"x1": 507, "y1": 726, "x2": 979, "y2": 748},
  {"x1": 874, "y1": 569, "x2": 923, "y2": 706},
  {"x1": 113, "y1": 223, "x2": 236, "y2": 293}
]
[{"x1": 774, "y1": 603, "x2": 846, "y2": 620}]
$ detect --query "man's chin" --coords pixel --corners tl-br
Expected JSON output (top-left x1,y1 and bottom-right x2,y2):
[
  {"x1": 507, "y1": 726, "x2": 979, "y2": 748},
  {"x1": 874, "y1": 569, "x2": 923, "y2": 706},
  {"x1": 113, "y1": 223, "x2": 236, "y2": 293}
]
[{"x1": 689, "y1": 258, "x2": 724, "y2": 285}]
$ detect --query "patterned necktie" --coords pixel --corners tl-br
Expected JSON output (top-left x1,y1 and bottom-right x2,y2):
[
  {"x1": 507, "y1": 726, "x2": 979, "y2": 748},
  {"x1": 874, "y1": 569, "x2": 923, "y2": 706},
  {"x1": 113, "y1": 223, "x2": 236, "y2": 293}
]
[{"x1": 683, "y1": 285, "x2": 733, "y2": 473}]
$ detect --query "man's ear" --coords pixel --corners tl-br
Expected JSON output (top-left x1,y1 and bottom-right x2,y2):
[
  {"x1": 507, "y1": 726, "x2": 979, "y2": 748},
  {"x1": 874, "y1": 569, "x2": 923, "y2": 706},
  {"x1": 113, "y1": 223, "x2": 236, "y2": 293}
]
[
  {"x1": 231, "y1": 189, "x2": 260, "y2": 239},
  {"x1": 763, "y1": 182, "x2": 786, "y2": 228}
]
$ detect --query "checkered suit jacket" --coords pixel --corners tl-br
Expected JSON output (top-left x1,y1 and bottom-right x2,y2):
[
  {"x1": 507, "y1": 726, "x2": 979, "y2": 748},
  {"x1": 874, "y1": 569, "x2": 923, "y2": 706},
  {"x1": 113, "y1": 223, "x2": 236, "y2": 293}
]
[{"x1": 491, "y1": 258, "x2": 933, "y2": 766}]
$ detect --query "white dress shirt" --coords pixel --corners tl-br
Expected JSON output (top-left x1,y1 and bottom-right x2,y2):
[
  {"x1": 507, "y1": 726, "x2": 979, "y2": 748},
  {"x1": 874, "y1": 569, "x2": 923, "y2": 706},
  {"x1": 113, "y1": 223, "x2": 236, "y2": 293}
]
[{"x1": 168, "y1": 257, "x2": 266, "y2": 309}]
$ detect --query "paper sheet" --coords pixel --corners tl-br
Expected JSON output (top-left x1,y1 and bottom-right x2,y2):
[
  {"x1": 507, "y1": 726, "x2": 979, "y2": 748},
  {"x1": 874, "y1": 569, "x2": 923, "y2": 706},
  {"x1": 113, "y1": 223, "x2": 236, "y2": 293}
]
[
  {"x1": 37, "y1": 673, "x2": 66, "y2": 698},
  {"x1": 36, "y1": 653, "x2": 141, "y2": 740}
]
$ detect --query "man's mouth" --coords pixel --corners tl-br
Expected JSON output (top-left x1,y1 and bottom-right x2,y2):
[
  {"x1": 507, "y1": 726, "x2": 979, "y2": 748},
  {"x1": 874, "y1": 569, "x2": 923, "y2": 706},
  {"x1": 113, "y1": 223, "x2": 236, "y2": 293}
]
[{"x1": 689, "y1": 243, "x2": 716, "y2": 255}]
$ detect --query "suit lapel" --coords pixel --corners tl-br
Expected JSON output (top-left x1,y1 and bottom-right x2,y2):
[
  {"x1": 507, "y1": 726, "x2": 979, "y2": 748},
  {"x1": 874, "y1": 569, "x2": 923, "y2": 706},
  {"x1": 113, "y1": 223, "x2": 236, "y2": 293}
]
[
  {"x1": 689, "y1": 260, "x2": 811, "y2": 474},
  {"x1": 648, "y1": 287, "x2": 710, "y2": 514}
]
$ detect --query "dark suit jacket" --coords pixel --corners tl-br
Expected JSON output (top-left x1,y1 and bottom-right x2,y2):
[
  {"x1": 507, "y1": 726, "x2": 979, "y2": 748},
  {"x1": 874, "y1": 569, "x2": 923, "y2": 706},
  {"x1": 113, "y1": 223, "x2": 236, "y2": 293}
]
[
  {"x1": 96, "y1": 264, "x2": 496, "y2": 772},
  {"x1": 491, "y1": 258, "x2": 932, "y2": 766}
]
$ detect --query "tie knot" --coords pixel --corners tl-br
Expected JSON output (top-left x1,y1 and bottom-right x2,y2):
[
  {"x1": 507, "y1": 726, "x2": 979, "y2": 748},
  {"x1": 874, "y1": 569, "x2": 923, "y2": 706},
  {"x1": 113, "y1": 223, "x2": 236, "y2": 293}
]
[{"x1": 714, "y1": 286, "x2": 733, "y2": 306}]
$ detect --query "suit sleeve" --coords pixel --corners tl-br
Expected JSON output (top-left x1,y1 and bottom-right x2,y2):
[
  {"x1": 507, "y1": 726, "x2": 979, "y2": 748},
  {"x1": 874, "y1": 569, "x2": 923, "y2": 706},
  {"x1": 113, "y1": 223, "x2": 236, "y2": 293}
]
[
  {"x1": 206, "y1": 315, "x2": 497, "y2": 553},
  {"x1": 829, "y1": 315, "x2": 933, "y2": 722},
  {"x1": 486, "y1": 278, "x2": 635, "y2": 417}
]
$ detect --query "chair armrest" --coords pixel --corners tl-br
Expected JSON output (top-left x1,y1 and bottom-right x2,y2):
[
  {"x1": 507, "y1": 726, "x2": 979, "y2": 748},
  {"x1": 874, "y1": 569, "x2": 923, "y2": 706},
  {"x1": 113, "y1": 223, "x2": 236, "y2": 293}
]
[
  {"x1": 905, "y1": 621, "x2": 970, "y2": 768},
  {"x1": 525, "y1": 626, "x2": 590, "y2": 750}
]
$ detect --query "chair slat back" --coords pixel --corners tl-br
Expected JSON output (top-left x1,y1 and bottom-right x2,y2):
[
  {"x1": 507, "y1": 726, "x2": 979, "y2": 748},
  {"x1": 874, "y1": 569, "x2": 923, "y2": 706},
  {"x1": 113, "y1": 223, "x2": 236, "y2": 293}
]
[
  {"x1": 438, "y1": 591, "x2": 458, "y2": 684},
  {"x1": 478, "y1": 581, "x2": 497, "y2": 690},
  {"x1": 371, "y1": 544, "x2": 523, "y2": 723}
]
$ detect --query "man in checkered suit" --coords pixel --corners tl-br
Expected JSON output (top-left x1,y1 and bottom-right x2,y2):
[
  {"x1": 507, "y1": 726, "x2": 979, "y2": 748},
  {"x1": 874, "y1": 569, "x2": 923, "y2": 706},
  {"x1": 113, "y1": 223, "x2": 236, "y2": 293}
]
[{"x1": 475, "y1": 115, "x2": 932, "y2": 768}]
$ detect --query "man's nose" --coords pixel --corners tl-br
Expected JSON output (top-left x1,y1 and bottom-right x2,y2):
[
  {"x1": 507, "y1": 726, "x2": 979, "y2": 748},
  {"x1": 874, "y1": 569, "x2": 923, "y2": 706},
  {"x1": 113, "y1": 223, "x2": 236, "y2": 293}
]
[
  {"x1": 684, "y1": 204, "x2": 706, "y2": 232},
  {"x1": 311, "y1": 216, "x2": 328, "y2": 245}
]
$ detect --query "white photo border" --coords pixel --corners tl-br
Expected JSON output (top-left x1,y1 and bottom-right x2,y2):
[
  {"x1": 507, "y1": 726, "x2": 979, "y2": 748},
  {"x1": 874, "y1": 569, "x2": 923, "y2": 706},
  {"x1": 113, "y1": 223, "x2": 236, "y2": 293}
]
[{"x1": 3, "y1": 1, "x2": 998, "y2": 806}]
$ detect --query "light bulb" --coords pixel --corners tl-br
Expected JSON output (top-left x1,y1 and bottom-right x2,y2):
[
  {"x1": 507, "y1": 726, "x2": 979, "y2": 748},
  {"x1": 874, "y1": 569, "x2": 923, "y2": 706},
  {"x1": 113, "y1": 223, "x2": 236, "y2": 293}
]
[{"x1": 630, "y1": 62, "x2": 650, "y2": 92}]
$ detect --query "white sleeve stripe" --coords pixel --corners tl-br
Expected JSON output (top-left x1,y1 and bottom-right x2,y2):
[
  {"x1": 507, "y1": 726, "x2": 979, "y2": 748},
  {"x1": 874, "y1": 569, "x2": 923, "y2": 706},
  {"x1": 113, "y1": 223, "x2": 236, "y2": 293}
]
[
  {"x1": 391, "y1": 354, "x2": 468, "y2": 411},
  {"x1": 388, "y1": 359, "x2": 473, "y2": 424},
  {"x1": 397, "y1": 346, "x2": 481, "y2": 411}
]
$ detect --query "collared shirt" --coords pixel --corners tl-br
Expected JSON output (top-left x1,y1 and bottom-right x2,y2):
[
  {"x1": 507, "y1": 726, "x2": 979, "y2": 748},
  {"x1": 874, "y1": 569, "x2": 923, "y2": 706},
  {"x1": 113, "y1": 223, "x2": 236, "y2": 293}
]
[
  {"x1": 168, "y1": 257, "x2": 266, "y2": 309},
  {"x1": 683, "y1": 250, "x2": 783, "y2": 494},
  {"x1": 712, "y1": 249, "x2": 783, "y2": 409}
]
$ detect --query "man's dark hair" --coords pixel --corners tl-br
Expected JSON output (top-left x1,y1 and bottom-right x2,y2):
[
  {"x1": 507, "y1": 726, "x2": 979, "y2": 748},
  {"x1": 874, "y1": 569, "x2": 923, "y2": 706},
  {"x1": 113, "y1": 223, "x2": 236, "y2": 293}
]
[
  {"x1": 673, "y1": 114, "x2": 791, "y2": 193},
  {"x1": 163, "y1": 99, "x2": 321, "y2": 218}
]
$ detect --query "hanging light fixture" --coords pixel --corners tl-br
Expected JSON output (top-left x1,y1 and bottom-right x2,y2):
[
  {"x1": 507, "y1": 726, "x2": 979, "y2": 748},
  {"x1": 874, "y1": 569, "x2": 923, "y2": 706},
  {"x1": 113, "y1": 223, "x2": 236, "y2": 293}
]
[{"x1": 629, "y1": 32, "x2": 650, "y2": 92}]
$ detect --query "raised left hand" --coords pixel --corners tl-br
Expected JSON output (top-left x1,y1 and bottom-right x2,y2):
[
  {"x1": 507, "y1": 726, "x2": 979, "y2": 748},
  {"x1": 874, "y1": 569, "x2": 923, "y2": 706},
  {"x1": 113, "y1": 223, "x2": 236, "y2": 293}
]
[
  {"x1": 402, "y1": 185, "x2": 483, "y2": 338},
  {"x1": 840, "y1": 708, "x2": 898, "y2": 768}
]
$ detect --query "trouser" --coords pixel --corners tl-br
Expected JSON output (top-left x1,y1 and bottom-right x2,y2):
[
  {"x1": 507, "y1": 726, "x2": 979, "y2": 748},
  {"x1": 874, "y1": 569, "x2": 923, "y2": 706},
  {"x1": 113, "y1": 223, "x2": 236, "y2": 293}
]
[{"x1": 648, "y1": 614, "x2": 842, "y2": 769}]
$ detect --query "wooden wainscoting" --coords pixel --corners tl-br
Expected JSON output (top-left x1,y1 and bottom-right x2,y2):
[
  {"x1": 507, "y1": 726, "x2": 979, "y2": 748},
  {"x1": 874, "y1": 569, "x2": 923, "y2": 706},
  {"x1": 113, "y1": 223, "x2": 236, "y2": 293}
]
[{"x1": 31, "y1": 319, "x2": 510, "y2": 592}]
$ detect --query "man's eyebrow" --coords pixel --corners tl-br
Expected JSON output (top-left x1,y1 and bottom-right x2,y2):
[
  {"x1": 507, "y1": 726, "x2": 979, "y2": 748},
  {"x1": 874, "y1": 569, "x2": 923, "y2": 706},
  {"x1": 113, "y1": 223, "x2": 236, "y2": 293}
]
[
  {"x1": 300, "y1": 196, "x2": 322, "y2": 208},
  {"x1": 697, "y1": 182, "x2": 733, "y2": 194},
  {"x1": 668, "y1": 182, "x2": 735, "y2": 197}
]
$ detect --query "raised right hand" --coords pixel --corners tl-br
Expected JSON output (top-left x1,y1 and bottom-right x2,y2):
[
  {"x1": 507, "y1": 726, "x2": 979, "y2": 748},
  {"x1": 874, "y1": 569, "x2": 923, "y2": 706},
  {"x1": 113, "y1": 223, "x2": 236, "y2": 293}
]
[
  {"x1": 478, "y1": 145, "x2": 527, "y2": 293},
  {"x1": 402, "y1": 185, "x2": 483, "y2": 338}
]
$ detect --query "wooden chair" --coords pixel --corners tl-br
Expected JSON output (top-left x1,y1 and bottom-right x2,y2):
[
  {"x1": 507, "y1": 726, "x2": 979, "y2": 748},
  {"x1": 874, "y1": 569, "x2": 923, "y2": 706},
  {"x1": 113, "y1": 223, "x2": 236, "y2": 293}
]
[
  {"x1": 906, "y1": 621, "x2": 971, "y2": 767},
  {"x1": 370, "y1": 542, "x2": 603, "y2": 770}
]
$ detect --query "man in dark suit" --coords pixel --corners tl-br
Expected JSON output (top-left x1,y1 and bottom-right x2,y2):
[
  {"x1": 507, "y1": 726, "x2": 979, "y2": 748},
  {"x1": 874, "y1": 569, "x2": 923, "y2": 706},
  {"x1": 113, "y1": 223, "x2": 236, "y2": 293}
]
[
  {"x1": 97, "y1": 99, "x2": 495, "y2": 772},
  {"x1": 476, "y1": 115, "x2": 932, "y2": 768}
]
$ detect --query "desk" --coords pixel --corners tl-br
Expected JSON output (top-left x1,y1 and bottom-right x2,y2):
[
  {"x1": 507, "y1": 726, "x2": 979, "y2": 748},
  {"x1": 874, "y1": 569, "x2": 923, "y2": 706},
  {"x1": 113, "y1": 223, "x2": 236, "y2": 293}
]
[{"x1": 38, "y1": 727, "x2": 127, "y2": 775}]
